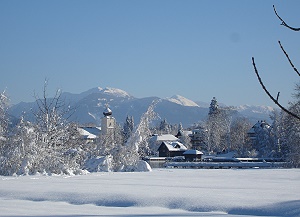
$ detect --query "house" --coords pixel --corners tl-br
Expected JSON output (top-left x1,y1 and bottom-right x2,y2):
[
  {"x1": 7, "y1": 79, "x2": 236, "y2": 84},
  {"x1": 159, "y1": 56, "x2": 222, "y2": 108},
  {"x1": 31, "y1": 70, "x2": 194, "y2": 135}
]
[
  {"x1": 190, "y1": 128, "x2": 206, "y2": 150},
  {"x1": 151, "y1": 134, "x2": 179, "y2": 145},
  {"x1": 183, "y1": 149, "x2": 203, "y2": 162},
  {"x1": 248, "y1": 120, "x2": 271, "y2": 141},
  {"x1": 150, "y1": 134, "x2": 180, "y2": 154},
  {"x1": 157, "y1": 141, "x2": 187, "y2": 157}
]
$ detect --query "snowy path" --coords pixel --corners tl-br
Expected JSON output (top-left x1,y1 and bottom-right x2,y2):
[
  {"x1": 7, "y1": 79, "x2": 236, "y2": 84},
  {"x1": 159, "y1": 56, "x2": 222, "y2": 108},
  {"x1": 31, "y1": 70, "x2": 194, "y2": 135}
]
[{"x1": 0, "y1": 169, "x2": 299, "y2": 217}]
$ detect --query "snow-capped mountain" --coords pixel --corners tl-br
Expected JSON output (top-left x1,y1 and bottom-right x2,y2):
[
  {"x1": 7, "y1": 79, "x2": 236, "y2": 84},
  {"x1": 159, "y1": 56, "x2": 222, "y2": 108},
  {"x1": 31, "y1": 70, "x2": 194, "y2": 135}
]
[
  {"x1": 99, "y1": 87, "x2": 132, "y2": 98},
  {"x1": 8, "y1": 87, "x2": 274, "y2": 127},
  {"x1": 166, "y1": 95, "x2": 199, "y2": 107},
  {"x1": 236, "y1": 105, "x2": 275, "y2": 114},
  {"x1": 235, "y1": 105, "x2": 275, "y2": 122}
]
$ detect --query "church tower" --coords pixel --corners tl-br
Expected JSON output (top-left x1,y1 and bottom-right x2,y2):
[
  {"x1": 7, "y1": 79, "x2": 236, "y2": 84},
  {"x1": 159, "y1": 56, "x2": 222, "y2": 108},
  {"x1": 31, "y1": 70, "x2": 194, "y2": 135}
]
[{"x1": 101, "y1": 105, "x2": 116, "y2": 137}]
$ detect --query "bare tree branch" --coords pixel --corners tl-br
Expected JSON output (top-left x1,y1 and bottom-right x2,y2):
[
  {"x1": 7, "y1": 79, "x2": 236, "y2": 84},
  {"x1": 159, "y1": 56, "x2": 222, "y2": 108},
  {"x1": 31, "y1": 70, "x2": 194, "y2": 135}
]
[
  {"x1": 278, "y1": 41, "x2": 300, "y2": 76},
  {"x1": 273, "y1": 5, "x2": 300, "y2": 31},
  {"x1": 276, "y1": 92, "x2": 280, "y2": 101},
  {"x1": 252, "y1": 57, "x2": 300, "y2": 120}
]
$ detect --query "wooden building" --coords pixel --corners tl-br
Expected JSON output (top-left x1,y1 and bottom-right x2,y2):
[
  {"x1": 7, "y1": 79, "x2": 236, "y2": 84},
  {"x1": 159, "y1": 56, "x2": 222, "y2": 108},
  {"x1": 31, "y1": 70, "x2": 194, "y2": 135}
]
[
  {"x1": 183, "y1": 149, "x2": 203, "y2": 162},
  {"x1": 157, "y1": 141, "x2": 187, "y2": 157}
]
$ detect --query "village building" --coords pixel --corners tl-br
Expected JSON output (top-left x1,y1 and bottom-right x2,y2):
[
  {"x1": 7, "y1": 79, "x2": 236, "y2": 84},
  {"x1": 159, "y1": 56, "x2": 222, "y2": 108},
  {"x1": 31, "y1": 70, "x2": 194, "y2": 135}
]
[
  {"x1": 157, "y1": 141, "x2": 187, "y2": 157},
  {"x1": 189, "y1": 128, "x2": 206, "y2": 150},
  {"x1": 78, "y1": 126, "x2": 101, "y2": 142},
  {"x1": 101, "y1": 106, "x2": 116, "y2": 137},
  {"x1": 78, "y1": 106, "x2": 116, "y2": 142},
  {"x1": 183, "y1": 149, "x2": 203, "y2": 162},
  {"x1": 247, "y1": 120, "x2": 271, "y2": 143},
  {"x1": 151, "y1": 134, "x2": 179, "y2": 145}
]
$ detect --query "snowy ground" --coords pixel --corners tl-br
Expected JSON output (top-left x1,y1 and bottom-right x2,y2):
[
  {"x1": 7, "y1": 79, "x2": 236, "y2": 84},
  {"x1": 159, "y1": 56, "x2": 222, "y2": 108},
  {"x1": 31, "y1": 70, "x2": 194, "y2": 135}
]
[{"x1": 0, "y1": 168, "x2": 299, "y2": 217}]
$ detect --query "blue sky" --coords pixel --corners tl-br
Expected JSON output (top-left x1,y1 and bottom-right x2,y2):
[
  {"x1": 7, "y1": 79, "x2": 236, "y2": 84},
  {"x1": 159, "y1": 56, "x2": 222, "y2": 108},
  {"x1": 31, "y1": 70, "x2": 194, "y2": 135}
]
[{"x1": 1, "y1": 0, "x2": 300, "y2": 107}]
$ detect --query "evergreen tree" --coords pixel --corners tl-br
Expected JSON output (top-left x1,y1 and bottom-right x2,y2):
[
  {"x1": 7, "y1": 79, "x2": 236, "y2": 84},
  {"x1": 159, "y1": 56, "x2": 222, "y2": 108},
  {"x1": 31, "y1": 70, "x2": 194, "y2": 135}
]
[{"x1": 209, "y1": 97, "x2": 219, "y2": 115}]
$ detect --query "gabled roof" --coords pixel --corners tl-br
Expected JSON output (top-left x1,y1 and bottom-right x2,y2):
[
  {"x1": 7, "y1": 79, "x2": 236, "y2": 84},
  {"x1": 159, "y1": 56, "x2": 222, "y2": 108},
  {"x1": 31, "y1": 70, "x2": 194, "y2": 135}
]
[
  {"x1": 160, "y1": 141, "x2": 187, "y2": 151},
  {"x1": 248, "y1": 120, "x2": 271, "y2": 134}
]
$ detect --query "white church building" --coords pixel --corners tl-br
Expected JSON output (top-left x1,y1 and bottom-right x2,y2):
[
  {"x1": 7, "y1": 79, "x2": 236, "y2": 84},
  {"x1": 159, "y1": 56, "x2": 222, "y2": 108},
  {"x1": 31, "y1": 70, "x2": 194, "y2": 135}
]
[{"x1": 78, "y1": 106, "x2": 116, "y2": 141}]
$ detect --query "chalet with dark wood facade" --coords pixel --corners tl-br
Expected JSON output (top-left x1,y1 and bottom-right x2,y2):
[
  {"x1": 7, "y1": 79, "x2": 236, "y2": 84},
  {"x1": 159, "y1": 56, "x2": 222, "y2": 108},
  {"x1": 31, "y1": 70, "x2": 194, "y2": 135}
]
[{"x1": 158, "y1": 141, "x2": 187, "y2": 157}]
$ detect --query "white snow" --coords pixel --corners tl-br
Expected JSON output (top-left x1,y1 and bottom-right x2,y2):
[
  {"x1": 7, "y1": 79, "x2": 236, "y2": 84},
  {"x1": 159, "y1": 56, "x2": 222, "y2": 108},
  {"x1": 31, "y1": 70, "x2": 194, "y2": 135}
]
[
  {"x1": 88, "y1": 112, "x2": 97, "y2": 120},
  {"x1": 102, "y1": 87, "x2": 131, "y2": 98},
  {"x1": 183, "y1": 149, "x2": 203, "y2": 155},
  {"x1": 166, "y1": 95, "x2": 200, "y2": 107},
  {"x1": 0, "y1": 168, "x2": 299, "y2": 217},
  {"x1": 236, "y1": 105, "x2": 275, "y2": 114},
  {"x1": 151, "y1": 134, "x2": 179, "y2": 142},
  {"x1": 78, "y1": 127, "x2": 101, "y2": 139},
  {"x1": 163, "y1": 141, "x2": 187, "y2": 151}
]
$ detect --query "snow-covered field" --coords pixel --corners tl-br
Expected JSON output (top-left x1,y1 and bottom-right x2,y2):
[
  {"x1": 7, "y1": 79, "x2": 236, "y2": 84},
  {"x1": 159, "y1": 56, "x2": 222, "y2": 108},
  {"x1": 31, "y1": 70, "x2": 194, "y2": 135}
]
[{"x1": 0, "y1": 168, "x2": 299, "y2": 217}]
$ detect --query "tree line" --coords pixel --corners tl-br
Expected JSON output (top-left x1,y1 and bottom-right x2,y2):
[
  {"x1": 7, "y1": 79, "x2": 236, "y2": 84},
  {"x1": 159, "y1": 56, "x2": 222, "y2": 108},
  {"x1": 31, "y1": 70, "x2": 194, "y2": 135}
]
[
  {"x1": 0, "y1": 82, "x2": 156, "y2": 176},
  {"x1": 1, "y1": 83, "x2": 300, "y2": 176}
]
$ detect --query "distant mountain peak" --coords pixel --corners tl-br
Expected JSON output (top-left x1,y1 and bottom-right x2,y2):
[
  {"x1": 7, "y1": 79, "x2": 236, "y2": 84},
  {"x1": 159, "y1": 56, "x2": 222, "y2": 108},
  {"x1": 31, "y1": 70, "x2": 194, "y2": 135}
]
[
  {"x1": 101, "y1": 87, "x2": 131, "y2": 98},
  {"x1": 166, "y1": 95, "x2": 199, "y2": 107}
]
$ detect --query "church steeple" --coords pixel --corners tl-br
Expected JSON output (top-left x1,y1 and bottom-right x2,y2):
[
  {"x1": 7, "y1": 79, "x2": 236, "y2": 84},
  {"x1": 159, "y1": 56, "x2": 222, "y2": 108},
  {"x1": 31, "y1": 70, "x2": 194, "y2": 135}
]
[
  {"x1": 103, "y1": 105, "x2": 112, "y2": 117},
  {"x1": 101, "y1": 105, "x2": 115, "y2": 136}
]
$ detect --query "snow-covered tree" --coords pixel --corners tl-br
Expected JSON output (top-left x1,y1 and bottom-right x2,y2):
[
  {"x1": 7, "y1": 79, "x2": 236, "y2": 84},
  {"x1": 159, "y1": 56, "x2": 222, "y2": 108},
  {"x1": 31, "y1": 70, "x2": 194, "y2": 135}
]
[
  {"x1": 29, "y1": 81, "x2": 83, "y2": 174},
  {"x1": 282, "y1": 114, "x2": 300, "y2": 166},
  {"x1": 123, "y1": 115, "x2": 134, "y2": 143},
  {"x1": 281, "y1": 100, "x2": 300, "y2": 167},
  {"x1": 121, "y1": 100, "x2": 158, "y2": 171},
  {"x1": 158, "y1": 118, "x2": 171, "y2": 134},
  {"x1": 0, "y1": 90, "x2": 9, "y2": 139},
  {"x1": 204, "y1": 97, "x2": 235, "y2": 153},
  {"x1": 0, "y1": 91, "x2": 12, "y2": 175},
  {"x1": 4, "y1": 117, "x2": 38, "y2": 175},
  {"x1": 269, "y1": 109, "x2": 284, "y2": 158},
  {"x1": 229, "y1": 117, "x2": 252, "y2": 157}
]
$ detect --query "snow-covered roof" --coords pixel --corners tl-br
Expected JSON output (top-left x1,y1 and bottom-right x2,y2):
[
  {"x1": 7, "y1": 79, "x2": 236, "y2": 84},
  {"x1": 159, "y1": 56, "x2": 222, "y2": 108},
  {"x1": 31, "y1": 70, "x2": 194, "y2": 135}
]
[
  {"x1": 152, "y1": 134, "x2": 179, "y2": 142},
  {"x1": 183, "y1": 150, "x2": 203, "y2": 155},
  {"x1": 248, "y1": 120, "x2": 271, "y2": 134},
  {"x1": 78, "y1": 127, "x2": 101, "y2": 139},
  {"x1": 162, "y1": 141, "x2": 187, "y2": 151},
  {"x1": 177, "y1": 130, "x2": 192, "y2": 137}
]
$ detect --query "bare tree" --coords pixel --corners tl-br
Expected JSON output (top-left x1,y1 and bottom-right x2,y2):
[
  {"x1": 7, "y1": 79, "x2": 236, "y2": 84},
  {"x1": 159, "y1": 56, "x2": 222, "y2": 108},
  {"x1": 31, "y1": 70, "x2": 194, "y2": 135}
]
[
  {"x1": 273, "y1": 5, "x2": 300, "y2": 31},
  {"x1": 252, "y1": 5, "x2": 300, "y2": 120}
]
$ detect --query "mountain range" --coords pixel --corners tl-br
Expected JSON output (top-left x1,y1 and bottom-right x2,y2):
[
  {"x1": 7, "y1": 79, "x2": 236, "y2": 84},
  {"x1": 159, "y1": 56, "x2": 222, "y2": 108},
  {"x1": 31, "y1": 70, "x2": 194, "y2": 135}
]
[{"x1": 9, "y1": 87, "x2": 275, "y2": 127}]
